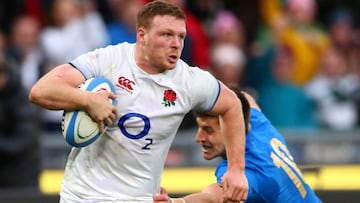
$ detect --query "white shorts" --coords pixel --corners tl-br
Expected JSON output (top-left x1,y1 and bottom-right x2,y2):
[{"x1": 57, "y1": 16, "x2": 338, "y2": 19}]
[{"x1": 60, "y1": 184, "x2": 153, "y2": 203}]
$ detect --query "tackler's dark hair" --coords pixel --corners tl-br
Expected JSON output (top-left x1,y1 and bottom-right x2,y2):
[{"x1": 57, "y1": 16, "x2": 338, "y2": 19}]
[
  {"x1": 194, "y1": 84, "x2": 251, "y2": 134},
  {"x1": 227, "y1": 84, "x2": 251, "y2": 134}
]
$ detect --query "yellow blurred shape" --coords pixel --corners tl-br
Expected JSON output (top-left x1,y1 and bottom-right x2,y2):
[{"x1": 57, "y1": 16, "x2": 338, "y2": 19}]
[{"x1": 40, "y1": 165, "x2": 360, "y2": 195}]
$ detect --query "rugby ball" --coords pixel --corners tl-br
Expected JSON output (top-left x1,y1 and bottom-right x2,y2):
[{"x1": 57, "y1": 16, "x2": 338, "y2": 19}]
[{"x1": 61, "y1": 77, "x2": 116, "y2": 147}]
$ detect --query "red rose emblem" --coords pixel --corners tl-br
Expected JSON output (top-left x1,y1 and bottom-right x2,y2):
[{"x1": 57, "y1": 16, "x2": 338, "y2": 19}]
[{"x1": 162, "y1": 89, "x2": 176, "y2": 107}]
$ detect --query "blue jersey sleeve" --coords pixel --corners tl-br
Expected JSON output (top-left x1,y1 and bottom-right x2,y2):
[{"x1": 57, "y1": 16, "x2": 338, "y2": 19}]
[{"x1": 214, "y1": 160, "x2": 227, "y2": 185}]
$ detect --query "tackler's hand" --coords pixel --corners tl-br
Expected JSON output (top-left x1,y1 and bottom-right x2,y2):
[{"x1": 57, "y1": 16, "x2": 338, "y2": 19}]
[{"x1": 222, "y1": 169, "x2": 248, "y2": 202}]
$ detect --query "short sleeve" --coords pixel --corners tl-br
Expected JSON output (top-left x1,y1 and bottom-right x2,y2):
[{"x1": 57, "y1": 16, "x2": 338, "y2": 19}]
[
  {"x1": 70, "y1": 43, "x2": 130, "y2": 79},
  {"x1": 188, "y1": 67, "x2": 220, "y2": 112}
]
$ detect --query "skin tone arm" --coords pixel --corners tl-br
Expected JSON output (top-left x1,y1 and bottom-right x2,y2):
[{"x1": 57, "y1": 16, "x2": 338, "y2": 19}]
[
  {"x1": 28, "y1": 64, "x2": 117, "y2": 132},
  {"x1": 207, "y1": 82, "x2": 248, "y2": 201},
  {"x1": 153, "y1": 184, "x2": 242, "y2": 203}
]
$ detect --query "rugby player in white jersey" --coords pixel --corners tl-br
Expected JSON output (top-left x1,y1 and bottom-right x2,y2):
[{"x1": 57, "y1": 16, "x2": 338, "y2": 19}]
[{"x1": 29, "y1": 0, "x2": 248, "y2": 202}]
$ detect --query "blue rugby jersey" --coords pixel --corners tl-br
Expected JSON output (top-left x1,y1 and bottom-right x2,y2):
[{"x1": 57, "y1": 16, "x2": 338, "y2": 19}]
[{"x1": 215, "y1": 108, "x2": 322, "y2": 203}]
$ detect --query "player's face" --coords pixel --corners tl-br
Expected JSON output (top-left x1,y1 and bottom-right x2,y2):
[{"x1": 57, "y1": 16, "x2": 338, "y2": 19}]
[
  {"x1": 195, "y1": 116, "x2": 226, "y2": 160},
  {"x1": 139, "y1": 15, "x2": 186, "y2": 73}
]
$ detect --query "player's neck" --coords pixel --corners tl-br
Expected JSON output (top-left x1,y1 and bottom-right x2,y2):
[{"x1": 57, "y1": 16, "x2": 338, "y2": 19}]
[{"x1": 134, "y1": 45, "x2": 164, "y2": 75}]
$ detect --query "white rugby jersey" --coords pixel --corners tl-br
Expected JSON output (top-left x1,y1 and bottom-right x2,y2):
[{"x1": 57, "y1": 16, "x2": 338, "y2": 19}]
[{"x1": 61, "y1": 42, "x2": 220, "y2": 202}]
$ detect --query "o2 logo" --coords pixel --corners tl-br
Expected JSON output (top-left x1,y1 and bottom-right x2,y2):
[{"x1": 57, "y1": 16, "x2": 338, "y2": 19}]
[{"x1": 117, "y1": 113, "x2": 152, "y2": 150}]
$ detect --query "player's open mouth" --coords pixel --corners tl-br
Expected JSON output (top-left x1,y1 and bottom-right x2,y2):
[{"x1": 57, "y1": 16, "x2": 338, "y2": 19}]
[
  {"x1": 202, "y1": 145, "x2": 212, "y2": 149},
  {"x1": 168, "y1": 55, "x2": 178, "y2": 63}
]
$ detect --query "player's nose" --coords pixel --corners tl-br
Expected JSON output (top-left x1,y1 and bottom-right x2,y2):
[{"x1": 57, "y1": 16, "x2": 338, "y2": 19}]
[{"x1": 195, "y1": 130, "x2": 206, "y2": 142}]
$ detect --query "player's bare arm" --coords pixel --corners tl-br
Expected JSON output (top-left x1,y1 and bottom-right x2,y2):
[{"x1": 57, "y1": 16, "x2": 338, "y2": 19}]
[
  {"x1": 29, "y1": 64, "x2": 88, "y2": 110},
  {"x1": 29, "y1": 64, "x2": 117, "y2": 130},
  {"x1": 153, "y1": 186, "x2": 221, "y2": 203},
  {"x1": 207, "y1": 82, "x2": 248, "y2": 201}
]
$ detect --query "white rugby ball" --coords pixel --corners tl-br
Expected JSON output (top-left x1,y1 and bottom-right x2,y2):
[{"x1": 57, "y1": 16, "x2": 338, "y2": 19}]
[{"x1": 61, "y1": 77, "x2": 116, "y2": 147}]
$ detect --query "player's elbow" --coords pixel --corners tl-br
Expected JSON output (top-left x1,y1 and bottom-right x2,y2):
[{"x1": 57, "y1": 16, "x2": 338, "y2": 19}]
[{"x1": 28, "y1": 84, "x2": 43, "y2": 105}]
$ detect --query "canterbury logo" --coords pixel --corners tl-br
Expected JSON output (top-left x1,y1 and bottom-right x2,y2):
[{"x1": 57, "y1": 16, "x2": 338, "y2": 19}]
[{"x1": 117, "y1": 76, "x2": 135, "y2": 92}]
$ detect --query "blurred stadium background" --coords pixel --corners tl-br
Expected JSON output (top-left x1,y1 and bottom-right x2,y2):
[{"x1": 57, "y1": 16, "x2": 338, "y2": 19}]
[{"x1": 1, "y1": 0, "x2": 360, "y2": 202}]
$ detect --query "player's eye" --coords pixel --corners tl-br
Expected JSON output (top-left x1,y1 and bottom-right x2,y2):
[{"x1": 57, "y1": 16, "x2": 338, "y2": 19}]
[
  {"x1": 204, "y1": 127, "x2": 214, "y2": 134},
  {"x1": 163, "y1": 33, "x2": 172, "y2": 37}
]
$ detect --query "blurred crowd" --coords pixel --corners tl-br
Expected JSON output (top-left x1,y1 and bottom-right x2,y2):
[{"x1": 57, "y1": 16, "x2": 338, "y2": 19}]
[{"x1": 1, "y1": 0, "x2": 360, "y2": 191}]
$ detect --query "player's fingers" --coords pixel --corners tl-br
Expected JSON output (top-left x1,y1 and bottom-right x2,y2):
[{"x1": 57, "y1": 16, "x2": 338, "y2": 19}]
[
  {"x1": 241, "y1": 190, "x2": 248, "y2": 201},
  {"x1": 104, "y1": 117, "x2": 113, "y2": 127},
  {"x1": 222, "y1": 181, "x2": 233, "y2": 201},
  {"x1": 222, "y1": 180, "x2": 228, "y2": 193},
  {"x1": 98, "y1": 121, "x2": 105, "y2": 133},
  {"x1": 231, "y1": 190, "x2": 241, "y2": 201},
  {"x1": 108, "y1": 91, "x2": 117, "y2": 100},
  {"x1": 160, "y1": 187, "x2": 167, "y2": 195},
  {"x1": 152, "y1": 194, "x2": 168, "y2": 202},
  {"x1": 234, "y1": 191, "x2": 245, "y2": 202},
  {"x1": 109, "y1": 111, "x2": 117, "y2": 122},
  {"x1": 227, "y1": 187, "x2": 247, "y2": 202},
  {"x1": 223, "y1": 183, "x2": 244, "y2": 202}
]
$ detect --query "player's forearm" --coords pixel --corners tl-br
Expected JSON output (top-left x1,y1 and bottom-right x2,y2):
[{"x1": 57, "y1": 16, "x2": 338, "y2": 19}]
[
  {"x1": 29, "y1": 65, "x2": 88, "y2": 111},
  {"x1": 221, "y1": 101, "x2": 246, "y2": 171},
  {"x1": 179, "y1": 192, "x2": 221, "y2": 203},
  {"x1": 29, "y1": 79, "x2": 89, "y2": 110}
]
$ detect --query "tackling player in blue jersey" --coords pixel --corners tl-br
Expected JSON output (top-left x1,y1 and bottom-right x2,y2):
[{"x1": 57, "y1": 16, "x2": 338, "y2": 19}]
[{"x1": 154, "y1": 85, "x2": 322, "y2": 203}]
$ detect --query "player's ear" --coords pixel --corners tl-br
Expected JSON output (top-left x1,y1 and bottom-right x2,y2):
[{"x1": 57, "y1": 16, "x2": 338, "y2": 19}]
[{"x1": 137, "y1": 27, "x2": 146, "y2": 43}]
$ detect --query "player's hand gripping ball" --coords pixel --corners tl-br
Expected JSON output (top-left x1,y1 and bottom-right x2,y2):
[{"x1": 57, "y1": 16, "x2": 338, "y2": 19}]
[{"x1": 61, "y1": 77, "x2": 116, "y2": 147}]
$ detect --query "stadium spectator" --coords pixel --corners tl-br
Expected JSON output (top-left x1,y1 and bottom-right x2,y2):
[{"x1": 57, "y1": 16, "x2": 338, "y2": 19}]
[
  {"x1": 305, "y1": 47, "x2": 359, "y2": 130},
  {"x1": 349, "y1": 32, "x2": 360, "y2": 126},
  {"x1": 326, "y1": 8, "x2": 360, "y2": 118},
  {"x1": 0, "y1": 1, "x2": 26, "y2": 34},
  {"x1": 209, "y1": 10, "x2": 262, "y2": 91},
  {"x1": 211, "y1": 44, "x2": 246, "y2": 85},
  {"x1": 106, "y1": 0, "x2": 144, "y2": 45},
  {"x1": 210, "y1": 10, "x2": 246, "y2": 49},
  {"x1": 257, "y1": 0, "x2": 330, "y2": 86},
  {"x1": 40, "y1": 0, "x2": 107, "y2": 71},
  {"x1": 39, "y1": 0, "x2": 107, "y2": 132},
  {"x1": 327, "y1": 8, "x2": 354, "y2": 60},
  {"x1": 0, "y1": 31, "x2": 6, "y2": 58},
  {"x1": 0, "y1": 56, "x2": 42, "y2": 194},
  {"x1": 257, "y1": 45, "x2": 317, "y2": 129},
  {"x1": 6, "y1": 15, "x2": 44, "y2": 91}
]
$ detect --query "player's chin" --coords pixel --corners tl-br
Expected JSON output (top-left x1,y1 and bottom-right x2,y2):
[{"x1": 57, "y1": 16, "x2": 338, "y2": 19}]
[
  {"x1": 165, "y1": 63, "x2": 177, "y2": 70},
  {"x1": 203, "y1": 153, "x2": 215, "y2": 160}
]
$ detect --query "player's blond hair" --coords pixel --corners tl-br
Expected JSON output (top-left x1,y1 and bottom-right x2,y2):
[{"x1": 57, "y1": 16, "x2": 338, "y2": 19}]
[{"x1": 136, "y1": 0, "x2": 186, "y2": 29}]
